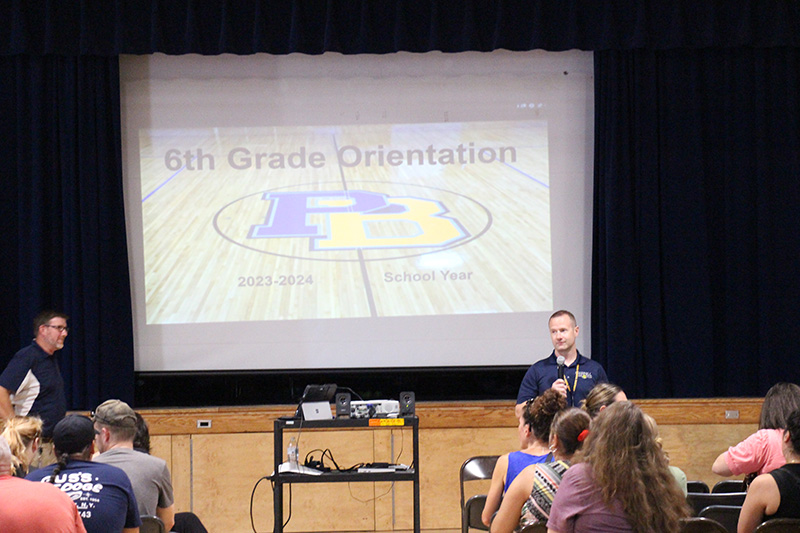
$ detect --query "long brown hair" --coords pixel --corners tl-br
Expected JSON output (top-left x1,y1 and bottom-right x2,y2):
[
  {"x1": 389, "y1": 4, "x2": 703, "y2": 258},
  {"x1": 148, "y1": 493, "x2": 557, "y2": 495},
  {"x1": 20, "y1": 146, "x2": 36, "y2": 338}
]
[
  {"x1": 759, "y1": 382, "x2": 800, "y2": 430},
  {"x1": 579, "y1": 402, "x2": 690, "y2": 533}
]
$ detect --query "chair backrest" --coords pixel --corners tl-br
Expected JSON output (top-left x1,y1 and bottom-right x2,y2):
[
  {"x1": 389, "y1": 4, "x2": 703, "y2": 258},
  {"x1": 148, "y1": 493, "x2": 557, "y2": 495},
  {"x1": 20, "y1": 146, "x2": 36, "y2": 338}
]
[
  {"x1": 754, "y1": 518, "x2": 800, "y2": 532},
  {"x1": 140, "y1": 515, "x2": 167, "y2": 533},
  {"x1": 680, "y1": 517, "x2": 729, "y2": 533},
  {"x1": 459, "y1": 455, "x2": 499, "y2": 507},
  {"x1": 712, "y1": 479, "x2": 746, "y2": 493},
  {"x1": 686, "y1": 492, "x2": 747, "y2": 516},
  {"x1": 699, "y1": 505, "x2": 742, "y2": 533},
  {"x1": 459, "y1": 456, "x2": 499, "y2": 533},
  {"x1": 464, "y1": 495, "x2": 489, "y2": 532},
  {"x1": 687, "y1": 480, "x2": 711, "y2": 494},
  {"x1": 519, "y1": 523, "x2": 548, "y2": 533}
]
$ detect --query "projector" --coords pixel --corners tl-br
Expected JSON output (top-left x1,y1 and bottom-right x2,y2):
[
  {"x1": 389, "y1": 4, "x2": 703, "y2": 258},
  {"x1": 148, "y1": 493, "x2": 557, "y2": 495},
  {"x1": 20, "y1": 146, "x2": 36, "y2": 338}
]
[{"x1": 350, "y1": 400, "x2": 400, "y2": 418}]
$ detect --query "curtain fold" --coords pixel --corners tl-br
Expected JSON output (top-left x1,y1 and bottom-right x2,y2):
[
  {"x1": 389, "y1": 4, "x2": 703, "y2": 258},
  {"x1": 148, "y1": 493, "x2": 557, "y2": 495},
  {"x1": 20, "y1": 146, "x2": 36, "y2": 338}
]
[
  {"x1": 592, "y1": 47, "x2": 800, "y2": 397},
  {"x1": 0, "y1": 55, "x2": 134, "y2": 408}
]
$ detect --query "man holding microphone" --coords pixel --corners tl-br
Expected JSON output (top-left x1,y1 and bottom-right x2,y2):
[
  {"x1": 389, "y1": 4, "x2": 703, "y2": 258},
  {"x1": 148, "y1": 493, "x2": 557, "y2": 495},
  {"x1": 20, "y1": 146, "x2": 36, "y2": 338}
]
[{"x1": 515, "y1": 310, "x2": 608, "y2": 416}]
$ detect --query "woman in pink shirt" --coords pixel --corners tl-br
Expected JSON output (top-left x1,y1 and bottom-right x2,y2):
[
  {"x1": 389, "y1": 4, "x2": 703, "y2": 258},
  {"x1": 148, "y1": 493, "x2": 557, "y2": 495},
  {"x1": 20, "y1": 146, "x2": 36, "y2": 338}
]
[{"x1": 713, "y1": 382, "x2": 800, "y2": 477}]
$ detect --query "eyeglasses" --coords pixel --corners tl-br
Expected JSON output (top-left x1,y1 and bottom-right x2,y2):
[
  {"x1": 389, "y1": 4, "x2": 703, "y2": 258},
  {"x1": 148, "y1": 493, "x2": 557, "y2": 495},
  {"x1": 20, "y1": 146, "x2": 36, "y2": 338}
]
[{"x1": 43, "y1": 324, "x2": 69, "y2": 333}]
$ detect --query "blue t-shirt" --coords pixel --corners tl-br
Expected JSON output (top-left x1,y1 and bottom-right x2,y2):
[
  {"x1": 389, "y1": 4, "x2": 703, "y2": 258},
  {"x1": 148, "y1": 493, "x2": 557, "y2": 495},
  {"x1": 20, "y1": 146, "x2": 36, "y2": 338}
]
[
  {"x1": 27, "y1": 460, "x2": 141, "y2": 533},
  {"x1": 0, "y1": 342, "x2": 66, "y2": 437},
  {"x1": 517, "y1": 351, "x2": 608, "y2": 408}
]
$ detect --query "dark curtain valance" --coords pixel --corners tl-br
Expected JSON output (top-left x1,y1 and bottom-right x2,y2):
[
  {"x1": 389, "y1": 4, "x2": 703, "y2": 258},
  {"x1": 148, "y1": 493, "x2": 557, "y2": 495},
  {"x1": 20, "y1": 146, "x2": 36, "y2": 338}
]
[{"x1": 2, "y1": 0, "x2": 800, "y2": 57}]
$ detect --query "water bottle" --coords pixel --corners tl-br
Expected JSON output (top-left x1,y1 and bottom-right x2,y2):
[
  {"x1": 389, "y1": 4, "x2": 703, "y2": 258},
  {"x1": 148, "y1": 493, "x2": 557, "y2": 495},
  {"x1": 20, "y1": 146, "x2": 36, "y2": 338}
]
[{"x1": 287, "y1": 437, "x2": 298, "y2": 466}]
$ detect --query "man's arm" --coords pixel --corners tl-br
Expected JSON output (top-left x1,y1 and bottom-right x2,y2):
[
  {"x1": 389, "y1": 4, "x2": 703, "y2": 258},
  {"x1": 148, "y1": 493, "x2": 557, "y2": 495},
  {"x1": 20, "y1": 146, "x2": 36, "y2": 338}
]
[
  {"x1": 122, "y1": 528, "x2": 139, "y2": 533},
  {"x1": 0, "y1": 385, "x2": 15, "y2": 420},
  {"x1": 157, "y1": 504, "x2": 175, "y2": 532}
]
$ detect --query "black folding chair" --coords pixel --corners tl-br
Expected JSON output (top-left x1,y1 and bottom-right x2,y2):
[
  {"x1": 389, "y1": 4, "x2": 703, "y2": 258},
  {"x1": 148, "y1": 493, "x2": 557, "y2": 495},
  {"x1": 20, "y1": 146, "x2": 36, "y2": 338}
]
[
  {"x1": 459, "y1": 455, "x2": 499, "y2": 533},
  {"x1": 686, "y1": 492, "x2": 746, "y2": 516},
  {"x1": 687, "y1": 480, "x2": 711, "y2": 493},
  {"x1": 712, "y1": 479, "x2": 746, "y2": 493},
  {"x1": 140, "y1": 515, "x2": 166, "y2": 533},
  {"x1": 680, "y1": 517, "x2": 729, "y2": 533},
  {"x1": 699, "y1": 505, "x2": 742, "y2": 533},
  {"x1": 754, "y1": 518, "x2": 800, "y2": 532}
]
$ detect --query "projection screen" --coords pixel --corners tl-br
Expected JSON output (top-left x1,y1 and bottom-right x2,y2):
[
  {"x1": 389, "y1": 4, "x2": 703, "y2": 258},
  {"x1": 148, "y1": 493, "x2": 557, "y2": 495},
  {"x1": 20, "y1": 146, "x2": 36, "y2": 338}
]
[{"x1": 120, "y1": 50, "x2": 594, "y2": 372}]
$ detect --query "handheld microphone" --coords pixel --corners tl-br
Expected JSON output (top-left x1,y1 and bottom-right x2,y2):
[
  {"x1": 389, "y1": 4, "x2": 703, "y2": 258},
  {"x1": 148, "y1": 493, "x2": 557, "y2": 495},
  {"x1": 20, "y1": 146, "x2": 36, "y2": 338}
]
[{"x1": 557, "y1": 355, "x2": 566, "y2": 380}]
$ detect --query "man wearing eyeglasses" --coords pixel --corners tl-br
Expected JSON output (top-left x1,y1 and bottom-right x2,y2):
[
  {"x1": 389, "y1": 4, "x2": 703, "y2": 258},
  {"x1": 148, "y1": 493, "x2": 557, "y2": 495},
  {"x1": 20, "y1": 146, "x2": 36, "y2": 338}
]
[{"x1": 0, "y1": 310, "x2": 69, "y2": 466}]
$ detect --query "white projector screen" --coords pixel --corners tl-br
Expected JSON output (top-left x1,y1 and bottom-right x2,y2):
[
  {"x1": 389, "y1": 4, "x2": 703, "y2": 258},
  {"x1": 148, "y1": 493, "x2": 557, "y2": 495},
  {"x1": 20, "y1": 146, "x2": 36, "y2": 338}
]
[{"x1": 120, "y1": 50, "x2": 594, "y2": 372}]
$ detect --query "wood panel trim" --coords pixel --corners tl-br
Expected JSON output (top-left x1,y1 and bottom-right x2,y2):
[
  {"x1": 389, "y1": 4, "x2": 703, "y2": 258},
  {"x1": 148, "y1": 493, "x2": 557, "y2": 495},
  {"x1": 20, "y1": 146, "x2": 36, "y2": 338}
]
[{"x1": 136, "y1": 398, "x2": 762, "y2": 435}]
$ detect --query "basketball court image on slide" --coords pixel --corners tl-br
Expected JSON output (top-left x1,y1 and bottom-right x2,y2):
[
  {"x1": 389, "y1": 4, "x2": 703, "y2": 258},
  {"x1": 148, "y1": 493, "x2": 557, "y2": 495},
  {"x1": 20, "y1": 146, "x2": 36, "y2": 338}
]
[{"x1": 138, "y1": 121, "x2": 553, "y2": 324}]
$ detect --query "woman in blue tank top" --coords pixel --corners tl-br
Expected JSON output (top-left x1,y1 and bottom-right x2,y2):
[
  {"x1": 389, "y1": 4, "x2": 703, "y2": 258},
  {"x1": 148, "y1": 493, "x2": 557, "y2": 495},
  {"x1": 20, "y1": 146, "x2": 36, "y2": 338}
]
[{"x1": 481, "y1": 389, "x2": 566, "y2": 527}]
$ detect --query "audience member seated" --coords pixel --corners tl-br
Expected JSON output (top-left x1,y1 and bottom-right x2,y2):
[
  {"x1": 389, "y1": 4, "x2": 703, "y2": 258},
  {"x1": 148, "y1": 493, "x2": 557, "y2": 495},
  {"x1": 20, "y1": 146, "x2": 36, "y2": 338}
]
[
  {"x1": 0, "y1": 435, "x2": 87, "y2": 533},
  {"x1": 580, "y1": 382, "x2": 627, "y2": 419},
  {"x1": 1, "y1": 415, "x2": 42, "y2": 477},
  {"x1": 547, "y1": 401, "x2": 691, "y2": 533},
  {"x1": 737, "y1": 407, "x2": 800, "y2": 533},
  {"x1": 713, "y1": 382, "x2": 800, "y2": 479},
  {"x1": 483, "y1": 389, "x2": 567, "y2": 526},
  {"x1": 26, "y1": 414, "x2": 140, "y2": 533},
  {"x1": 643, "y1": 413, "x2": 688, "y2": 495},
  {"x1": 490, "y1": 407, "x2": 591, "y2": 533},
  {"x1": 93, "y1": 399, "x2": 176, "y2": 532},
  {"x1": 133, "y1": 411, "x2": 209, "y2": 533}
]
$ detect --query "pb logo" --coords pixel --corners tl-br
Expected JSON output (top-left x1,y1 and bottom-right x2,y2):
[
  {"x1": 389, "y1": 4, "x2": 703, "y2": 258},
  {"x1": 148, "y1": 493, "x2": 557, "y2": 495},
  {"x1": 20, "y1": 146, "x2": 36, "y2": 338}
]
[{"x1": 248, "y1": 190, "x2": 469, "y2": 251}]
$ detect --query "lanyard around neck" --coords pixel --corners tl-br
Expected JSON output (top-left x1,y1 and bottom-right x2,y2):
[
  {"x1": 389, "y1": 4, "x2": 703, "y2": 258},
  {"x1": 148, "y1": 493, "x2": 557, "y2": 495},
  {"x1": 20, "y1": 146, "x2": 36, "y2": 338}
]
[{"x1": 564, "y1": 363, "x2": 579, "y2": 394}]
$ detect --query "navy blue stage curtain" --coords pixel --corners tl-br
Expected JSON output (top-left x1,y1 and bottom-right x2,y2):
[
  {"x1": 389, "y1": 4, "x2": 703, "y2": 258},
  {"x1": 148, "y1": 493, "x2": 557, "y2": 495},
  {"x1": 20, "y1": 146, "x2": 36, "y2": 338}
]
[
  {"x1": 0, "y1": 1, "x2": 798, "y2": 56},
  {"x1": 592, "y1": 47, "x2": 800, "y2": 398},
  {"x1": 0, "y1": 54, "x2": 134, "y2": 409}
]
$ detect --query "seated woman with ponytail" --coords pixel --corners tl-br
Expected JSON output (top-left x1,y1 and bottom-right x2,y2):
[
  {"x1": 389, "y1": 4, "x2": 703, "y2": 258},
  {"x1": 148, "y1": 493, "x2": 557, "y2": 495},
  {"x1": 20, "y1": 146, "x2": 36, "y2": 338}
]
[
  {"x1": 483, "y1": 389, "x2": 567, "y2": 527},
  {"x1": 26, "y1": 414, "x2": 141, "y2": 533},
  {"x1": 490, "y1": 408, "x2": 591, "y2": 533}
]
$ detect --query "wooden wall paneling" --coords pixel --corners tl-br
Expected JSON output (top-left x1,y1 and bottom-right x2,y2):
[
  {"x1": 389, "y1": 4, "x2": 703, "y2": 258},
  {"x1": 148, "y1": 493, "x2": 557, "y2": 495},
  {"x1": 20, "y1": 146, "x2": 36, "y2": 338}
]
[
  {"x1": 372, "y1": 428, "x2": 415, "y2": 530},
  {"x1": 191, "y1": 432, "x2": 274, "y2": 533},
  {"x1": 171, "y1": 435, "x2": 193, "y2": 512},
  {"x1": 419, "y1": 427, "x2": 518, "y2": 529},
  {"x1": 281, "y1": 428, "x2": 377, "y2": 532},
  {"x1": 149, "y1": 435, "x2": 172, "y2": 471},
  {"x1": 657, "y1": 423, "x2": 756, "y2": 488}
]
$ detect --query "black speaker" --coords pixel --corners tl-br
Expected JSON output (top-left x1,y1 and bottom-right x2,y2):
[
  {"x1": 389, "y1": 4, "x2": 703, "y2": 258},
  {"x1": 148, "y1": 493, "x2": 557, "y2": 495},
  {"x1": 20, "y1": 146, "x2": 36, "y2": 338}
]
[
  {"x1": 335, "y1": 392, "x2": 351, "y2": 418},
  {"x1": 399, "y1": 391, "x2": 415, "y2": 417}
]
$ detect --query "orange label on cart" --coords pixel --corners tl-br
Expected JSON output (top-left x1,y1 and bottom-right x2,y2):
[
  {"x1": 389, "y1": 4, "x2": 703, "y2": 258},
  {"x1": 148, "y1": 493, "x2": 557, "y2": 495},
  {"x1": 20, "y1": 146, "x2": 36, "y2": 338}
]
[{"x1": 369, "y1": 418, "x2": 405, "y2": 426}]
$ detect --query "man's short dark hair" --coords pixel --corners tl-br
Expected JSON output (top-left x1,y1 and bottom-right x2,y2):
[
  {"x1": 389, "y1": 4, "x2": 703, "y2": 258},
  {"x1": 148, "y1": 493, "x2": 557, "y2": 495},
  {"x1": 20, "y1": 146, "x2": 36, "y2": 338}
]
[
  {"x1": 33, "y1": 310, "x2": 69, "y2": 336},
  {"x1": 549, "y1": 309, "x2": 577, "y2": 327}
]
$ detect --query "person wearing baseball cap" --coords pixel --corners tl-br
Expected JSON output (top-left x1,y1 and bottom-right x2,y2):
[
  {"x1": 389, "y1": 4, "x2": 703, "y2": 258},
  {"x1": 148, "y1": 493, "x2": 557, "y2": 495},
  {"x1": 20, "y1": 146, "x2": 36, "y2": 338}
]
[
  {"x1": 0, "y1": 434, "x2": 87, "y2": 532},
  {"x1": 26, "y1": 414, "x2": 141, "y2": 533},
  {"x1": 94, "y1": 399, "x2": 176, "y2": 531}
]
